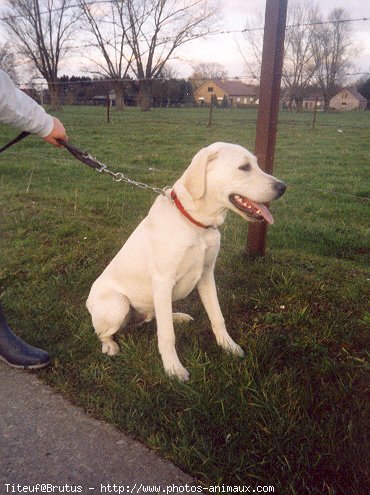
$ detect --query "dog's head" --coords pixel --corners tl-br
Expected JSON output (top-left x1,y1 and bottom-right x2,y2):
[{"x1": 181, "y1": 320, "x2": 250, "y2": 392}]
[{"x1": 176, "y1": 142, "x2": 286, "y2": 225}]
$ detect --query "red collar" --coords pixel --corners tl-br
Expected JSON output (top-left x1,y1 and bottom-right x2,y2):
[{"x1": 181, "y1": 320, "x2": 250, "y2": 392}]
[{"x1": 170, "y1": 191, "x2": 216, "y2": 229}]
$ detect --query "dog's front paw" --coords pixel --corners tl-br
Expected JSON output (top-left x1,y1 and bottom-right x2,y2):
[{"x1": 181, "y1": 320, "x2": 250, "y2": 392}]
[
  {"x1": 101, "y1": 339, "x2": 120, "y2": 356},
  {"x1": 219, "y1": 337, "x2": 245, "y2": 357},
  {"x1": 165, "y1": 363, "x2": 190, "y2": 382},
  {"x1": 228, "y1": 342, "x2": 245, "y2": 357}
]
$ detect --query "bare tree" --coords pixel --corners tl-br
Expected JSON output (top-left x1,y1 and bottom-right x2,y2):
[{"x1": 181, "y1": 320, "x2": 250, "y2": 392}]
[
  {"x1": 356, "y1": 75, "x2": 370, "y2": 102},
  {"x1": 0, "y1": 43, "x2": 18, "y2": 83},
  {"x1": 239, "y1": 12, "x2": 264, "y2": 83},
  {"x1": 282, "y1": 2, "x2": 320, "y2": 110},
  {"x1": 241, "y1": 3, "x2": 319, "y2": 101},
  {"x1": 1, "y1": 0, "x2": 78, "y2": 109},
  {"x1": 190, "y1": 62, "x2": 228, "y2": 90},
  {"x1": 78, "y1": 0, "x2": 133, "y2": 110},
  {"x1": 125, "y1": 0, "x2": 219, "y2": 111},
  {"x1": 312, "y1": 8, "x2": 357, "y2": 110},
  {"x1": 241, "y1": 4, "x2": 359, "y2": 111}
]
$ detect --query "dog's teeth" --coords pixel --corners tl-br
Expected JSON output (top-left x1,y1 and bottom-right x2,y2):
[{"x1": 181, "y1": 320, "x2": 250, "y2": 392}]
[{"x1": 234, "y1": 195, "x2": 260, "y2": 215}]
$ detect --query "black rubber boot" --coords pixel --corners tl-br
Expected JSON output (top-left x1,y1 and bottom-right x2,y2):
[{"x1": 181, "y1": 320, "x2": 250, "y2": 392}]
[{"x1": 0, "y1": 303, "x2": 51, "y2": 369}]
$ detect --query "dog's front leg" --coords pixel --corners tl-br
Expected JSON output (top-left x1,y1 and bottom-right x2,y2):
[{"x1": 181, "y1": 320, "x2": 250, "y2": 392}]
[
  {"x1": 152, "y1": 275, "x2": 190, "y2": 382},
  {"x1": 197, "y1": 271, "x2": 244, "y2": 357}
]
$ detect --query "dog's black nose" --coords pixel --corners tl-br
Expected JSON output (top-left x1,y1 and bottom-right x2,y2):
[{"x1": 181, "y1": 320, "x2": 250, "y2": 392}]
[{"x1": 274, "y1": 180, "x2": 287, "y2": 197}]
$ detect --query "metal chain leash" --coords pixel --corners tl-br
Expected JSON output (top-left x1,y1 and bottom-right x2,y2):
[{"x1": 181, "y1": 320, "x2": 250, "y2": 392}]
[
  {"x1": 57, "y1": 138, "x2": 168, "y2": 196},
  {"x1": 0, "y1": 133, "x2": 168, "y2": 196},
  {"x1": 96, "y1": 161, "x2": 167, "y2": 196}
]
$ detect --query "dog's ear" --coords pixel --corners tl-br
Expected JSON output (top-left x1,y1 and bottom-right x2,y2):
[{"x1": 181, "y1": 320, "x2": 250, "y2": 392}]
[{"x1": 181, "y1": 147, "x2": 218, "y2": 200}]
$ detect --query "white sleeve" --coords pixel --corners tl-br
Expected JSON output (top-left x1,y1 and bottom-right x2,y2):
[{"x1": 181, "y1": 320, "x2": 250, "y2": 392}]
[{"x1": 0, "y1": 70, "x2": 54, "y2": 137}]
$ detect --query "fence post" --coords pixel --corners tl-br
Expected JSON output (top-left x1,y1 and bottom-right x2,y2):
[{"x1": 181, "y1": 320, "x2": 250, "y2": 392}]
[
  {"x1": 246, "y1": 0, "x2": 288, "y2": 257},
  {"x1": 312, "y1": 96, "x2": 318, "y2": 129},
  {"x1": 208, "y1": 96, "x2": 214, "y2": 127},
  {"x1": 107, "y1": 94, "x2": 110, "y2": 123}
]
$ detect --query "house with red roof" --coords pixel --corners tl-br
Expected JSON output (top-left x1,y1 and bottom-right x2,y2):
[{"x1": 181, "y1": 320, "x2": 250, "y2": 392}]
[{"x1": 193, "y1": 79, "x2": 259, "y2": 107}]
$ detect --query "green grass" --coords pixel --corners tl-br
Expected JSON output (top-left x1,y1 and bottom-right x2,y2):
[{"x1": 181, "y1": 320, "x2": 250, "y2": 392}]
[{"x1": 0, "y1": 107, "x2": 369, "y2": 494}]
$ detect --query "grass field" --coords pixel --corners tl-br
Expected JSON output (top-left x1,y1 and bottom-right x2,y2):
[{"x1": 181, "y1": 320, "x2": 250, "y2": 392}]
[{"x1": 0, "y1": 107, "x2": 369, "y2": 494}]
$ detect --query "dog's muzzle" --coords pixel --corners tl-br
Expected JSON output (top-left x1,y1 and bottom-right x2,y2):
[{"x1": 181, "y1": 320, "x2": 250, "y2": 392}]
[{"x1": 273, "y1": 180, "x2": 287, "y2": 198}]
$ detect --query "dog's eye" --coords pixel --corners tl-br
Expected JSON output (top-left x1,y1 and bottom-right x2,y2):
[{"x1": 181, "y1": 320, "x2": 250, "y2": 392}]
[{"x1": 239, "y1": 163, "x2": 251, "y2": 172}]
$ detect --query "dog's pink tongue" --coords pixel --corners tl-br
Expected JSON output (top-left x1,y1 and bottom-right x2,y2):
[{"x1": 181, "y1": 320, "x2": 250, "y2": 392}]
[{"x1": 249, "y1": 200, "x2": 274, "y2": 225}]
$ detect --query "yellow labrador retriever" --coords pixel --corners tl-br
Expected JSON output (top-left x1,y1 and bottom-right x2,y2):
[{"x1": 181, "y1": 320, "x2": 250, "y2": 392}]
[{"x1": 87, "y1": 142, "x2": 286, "y2": 381}]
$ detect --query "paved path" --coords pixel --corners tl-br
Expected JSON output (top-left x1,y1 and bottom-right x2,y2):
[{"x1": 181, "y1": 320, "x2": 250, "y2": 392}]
[{"x1": 0, "y1": 363, "x2": 198, "y2": 495}]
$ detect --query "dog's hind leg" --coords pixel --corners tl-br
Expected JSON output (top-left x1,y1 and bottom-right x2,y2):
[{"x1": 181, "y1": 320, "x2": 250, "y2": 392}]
[{"x1": 86, "y1": 287, "x2": 131, "y2": 356}]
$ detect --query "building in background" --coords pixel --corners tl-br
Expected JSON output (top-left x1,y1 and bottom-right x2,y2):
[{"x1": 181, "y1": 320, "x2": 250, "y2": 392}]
[
  {"x1": 330, "y1": 87, "x2": 367, "y2": 111},
  {"x1": 193, "y1": 79, "x2": 259, "y2": 107}
]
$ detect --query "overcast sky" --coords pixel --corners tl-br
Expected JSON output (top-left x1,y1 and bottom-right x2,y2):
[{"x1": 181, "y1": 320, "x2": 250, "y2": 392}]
[
  {"x1": 174, "y1": 0, "x2": 370, "y2": 81},
  {"x1": 0, "y1": 0, "x2": 369, "y2": 84}
]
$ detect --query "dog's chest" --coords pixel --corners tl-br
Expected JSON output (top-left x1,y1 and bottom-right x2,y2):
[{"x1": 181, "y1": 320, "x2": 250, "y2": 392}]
[{"x1": 172, "y1": 237, "x2": 217, "y2": 301}]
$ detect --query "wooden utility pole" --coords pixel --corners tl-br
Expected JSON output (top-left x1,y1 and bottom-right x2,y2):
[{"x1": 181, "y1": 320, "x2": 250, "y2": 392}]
[{"x1": 246, "y1": 0, "x2": 288, "y2": 257}]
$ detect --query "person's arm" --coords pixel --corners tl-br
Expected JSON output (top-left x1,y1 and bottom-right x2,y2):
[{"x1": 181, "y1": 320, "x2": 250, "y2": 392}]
[
  {"x1": 42, "y1": 116, "x2": 68, "y2": 147},
  {"x1": 0, "y1": 70, "x2": 67, "y2": 146}
]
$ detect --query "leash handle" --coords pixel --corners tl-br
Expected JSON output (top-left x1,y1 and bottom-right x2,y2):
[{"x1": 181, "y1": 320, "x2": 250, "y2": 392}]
[
  {"x1": 57, "y1": 138, "x2": 107, "y2": 172},
  {"x1": 0, "y1": 131, "x2": 30, "y2": 153}
]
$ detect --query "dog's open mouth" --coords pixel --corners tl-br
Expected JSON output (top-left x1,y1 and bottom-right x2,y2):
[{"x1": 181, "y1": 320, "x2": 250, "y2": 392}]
[{"x1": 229, "y1": 194, "x2": 274, "y2": 224}]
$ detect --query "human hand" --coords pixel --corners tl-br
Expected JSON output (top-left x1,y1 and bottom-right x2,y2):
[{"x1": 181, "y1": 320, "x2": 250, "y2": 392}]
[{"x1": 43, "y1": 117, "x2": 68, "y2": 147}]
